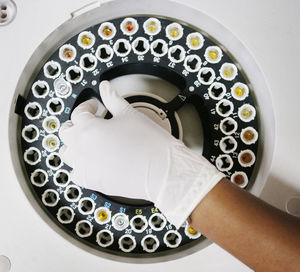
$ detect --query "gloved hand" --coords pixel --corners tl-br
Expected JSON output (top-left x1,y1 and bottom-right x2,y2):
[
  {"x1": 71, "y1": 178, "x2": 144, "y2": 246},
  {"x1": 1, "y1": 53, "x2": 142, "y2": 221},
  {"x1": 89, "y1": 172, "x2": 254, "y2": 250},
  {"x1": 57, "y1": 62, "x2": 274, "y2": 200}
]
[{"x1": 59, "y1": 81, "x2": 225, "y2": 229}]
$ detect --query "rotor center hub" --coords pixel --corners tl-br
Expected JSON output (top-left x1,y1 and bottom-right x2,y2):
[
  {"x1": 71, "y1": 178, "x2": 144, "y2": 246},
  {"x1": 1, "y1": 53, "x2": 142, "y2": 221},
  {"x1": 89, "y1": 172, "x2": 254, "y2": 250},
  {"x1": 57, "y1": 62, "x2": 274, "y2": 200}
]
[
  {"x1": 132, "y1": 102, "x2": 170, "y2": 133},
  {"x1": 126, "y1": 93, "x2": 183, "y2": 140}
]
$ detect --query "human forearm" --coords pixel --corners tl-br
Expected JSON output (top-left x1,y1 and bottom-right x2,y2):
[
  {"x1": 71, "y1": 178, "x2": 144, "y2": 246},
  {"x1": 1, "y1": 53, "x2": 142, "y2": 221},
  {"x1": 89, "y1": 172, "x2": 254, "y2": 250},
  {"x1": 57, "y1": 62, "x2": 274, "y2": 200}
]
[
  {"x1": 189, "y1": 178, "x2": 300, "y2": 272},
  {"x1": 63, "y1": 82, "x2": 300, "y2": 270}
]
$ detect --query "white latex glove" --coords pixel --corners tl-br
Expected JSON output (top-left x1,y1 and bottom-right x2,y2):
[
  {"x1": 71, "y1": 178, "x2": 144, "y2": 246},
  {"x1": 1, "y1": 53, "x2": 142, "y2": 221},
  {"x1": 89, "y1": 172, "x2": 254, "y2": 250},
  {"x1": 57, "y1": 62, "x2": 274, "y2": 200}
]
[{"x1": 59, "y1": 81, "x2": 225, "y2": 229}]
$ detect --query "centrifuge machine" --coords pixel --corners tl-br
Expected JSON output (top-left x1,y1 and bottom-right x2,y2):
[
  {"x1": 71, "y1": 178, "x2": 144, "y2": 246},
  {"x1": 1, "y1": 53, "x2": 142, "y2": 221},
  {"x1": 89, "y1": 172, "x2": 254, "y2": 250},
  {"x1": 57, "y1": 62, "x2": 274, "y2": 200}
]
[{"x1": 1, "y1": 0, "x2": 299, "y2": 271}]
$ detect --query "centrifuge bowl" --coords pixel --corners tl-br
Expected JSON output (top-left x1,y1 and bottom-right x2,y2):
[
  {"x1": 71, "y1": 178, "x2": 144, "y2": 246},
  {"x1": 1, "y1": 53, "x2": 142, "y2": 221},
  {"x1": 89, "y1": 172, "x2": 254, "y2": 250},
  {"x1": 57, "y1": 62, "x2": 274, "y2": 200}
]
[{"x1": 8, "y1": 0, "x2": 275, "y2": 263}]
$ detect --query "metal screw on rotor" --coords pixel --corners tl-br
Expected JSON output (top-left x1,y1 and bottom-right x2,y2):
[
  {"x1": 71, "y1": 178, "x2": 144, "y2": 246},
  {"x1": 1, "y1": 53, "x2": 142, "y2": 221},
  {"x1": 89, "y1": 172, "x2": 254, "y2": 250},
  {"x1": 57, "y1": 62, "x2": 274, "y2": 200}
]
[
  {"x1": 0, "y1": 0, "x2": 17, "y2": 26},
  {"x1": 158, "y1": 109, "x2": 167, "y2": 120}
]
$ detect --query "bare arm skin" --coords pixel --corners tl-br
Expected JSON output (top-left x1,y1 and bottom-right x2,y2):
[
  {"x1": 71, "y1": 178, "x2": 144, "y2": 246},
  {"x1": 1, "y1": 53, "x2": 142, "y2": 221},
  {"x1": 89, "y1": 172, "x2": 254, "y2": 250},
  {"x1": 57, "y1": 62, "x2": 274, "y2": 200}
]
[{"x1": 189, "y1": 178, "x2": 300, "y2": 272}]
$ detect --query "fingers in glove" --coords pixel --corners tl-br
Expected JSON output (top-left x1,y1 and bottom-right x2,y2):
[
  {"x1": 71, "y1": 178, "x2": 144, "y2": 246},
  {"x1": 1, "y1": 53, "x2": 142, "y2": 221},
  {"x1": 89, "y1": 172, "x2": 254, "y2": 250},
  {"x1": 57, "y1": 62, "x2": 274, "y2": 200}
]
[
  {"x1": 59, "y1": 120, "x2": 74, "y2": 144},
  {"x1": 71, "y1": 99, "x2": 98, "y2": 124},
  {"x1": 99, "y1": 80, "x2": 132, "y2": 117},
  {"x1": 59, "y1": 145, "x2": 74, "y2": 168},
  {"x1": 70, "y1": 169, "x2": 86, "y2": 188}
]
